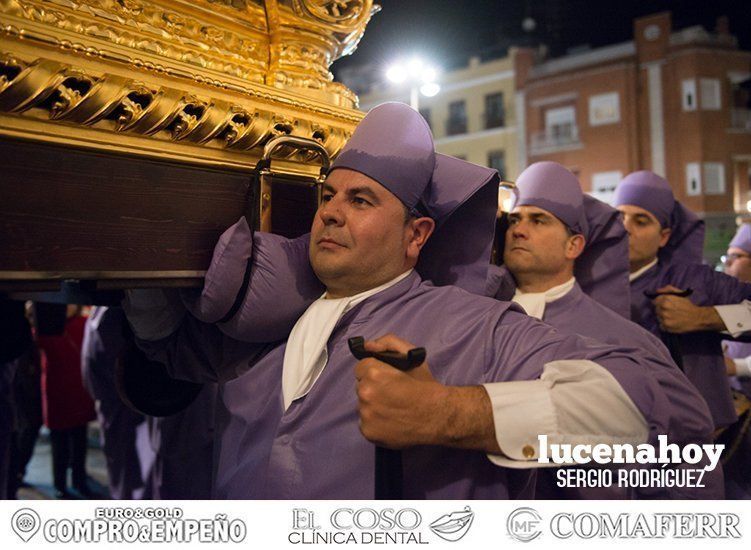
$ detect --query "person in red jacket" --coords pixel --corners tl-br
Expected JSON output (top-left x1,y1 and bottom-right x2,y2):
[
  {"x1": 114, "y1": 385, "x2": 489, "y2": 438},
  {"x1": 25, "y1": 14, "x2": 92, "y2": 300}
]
[{"x1": 35, "y1": 304, "x2": 96, "y2": 499}]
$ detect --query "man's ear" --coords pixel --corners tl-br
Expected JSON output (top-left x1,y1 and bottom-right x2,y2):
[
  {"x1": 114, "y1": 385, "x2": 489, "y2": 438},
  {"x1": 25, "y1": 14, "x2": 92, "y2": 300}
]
[
  {"x1": 659, "y1": 227, "x2": 672, "y2": 248},
  {"x1": 406, "y1": 217, "x2": 436, "y2": 261},
  {"x1": 566, "y1": 233, "x2": 586, "y2": 261}
]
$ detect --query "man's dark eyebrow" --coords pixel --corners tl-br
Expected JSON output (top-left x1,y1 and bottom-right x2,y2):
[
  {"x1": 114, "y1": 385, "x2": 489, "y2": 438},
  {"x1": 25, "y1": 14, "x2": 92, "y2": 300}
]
[
  {"x1": 348, "y1": 186, "x2": 379, "y2": 199},
  {"x1": 322, "y1": 184, "x2": 380, "y2": 203},
  {"x1": 528, "y1": 212, "x2": 551, "y2": 221}
]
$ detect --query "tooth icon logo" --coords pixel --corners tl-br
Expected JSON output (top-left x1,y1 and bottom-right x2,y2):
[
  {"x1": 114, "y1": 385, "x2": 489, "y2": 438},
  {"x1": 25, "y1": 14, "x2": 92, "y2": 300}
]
[
  {"x1": 429, "y1": 506, "x2": 475, "y2": 542},
  {"x1": 12, "y1": 508, "x2": 41, "y2": 542}
]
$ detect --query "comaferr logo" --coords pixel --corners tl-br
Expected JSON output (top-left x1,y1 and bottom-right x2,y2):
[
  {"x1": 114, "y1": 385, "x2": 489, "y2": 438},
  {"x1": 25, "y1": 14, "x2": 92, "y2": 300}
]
[
  {"x1": 429, "y1": 507, "x2": 475, "y2": 542},
  {"x1": 550, "y1": 513, "x2": 741, "y2": 539},
  {"x1": 507, "y1": 507, "x2": 542, "y2": 543}
]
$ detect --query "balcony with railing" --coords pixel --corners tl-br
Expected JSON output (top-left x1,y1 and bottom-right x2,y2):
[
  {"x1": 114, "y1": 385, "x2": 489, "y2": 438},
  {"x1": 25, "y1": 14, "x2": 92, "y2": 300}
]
[
  {"x1": 731, "y1": 109, "x2": 751, "y2": 131},
  {"x1": 483, "y1": 111, "x2": 506, "y2": 130},
  {"x1": 446, "y1": 117, "x2": 468, "y2": 136},
  {"x1": 529, "y1": 125, "x2": 582, "y2": 155}
]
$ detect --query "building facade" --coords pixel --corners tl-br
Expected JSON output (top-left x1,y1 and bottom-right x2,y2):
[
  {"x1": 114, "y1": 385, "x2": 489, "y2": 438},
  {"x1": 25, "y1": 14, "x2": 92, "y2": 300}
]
[
  {"x1": 519, "y1": 12, "x2": 751, "y2": 259},
  {"x1": 352, "y1": 53, "x2": 524, "y2": 181}
]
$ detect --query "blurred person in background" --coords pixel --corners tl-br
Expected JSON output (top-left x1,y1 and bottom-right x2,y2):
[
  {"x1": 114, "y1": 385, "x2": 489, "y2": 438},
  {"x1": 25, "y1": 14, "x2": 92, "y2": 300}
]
[
  {"x1": 35, "y1": 303, "x2": 96, "y2": 499},
  {"x1": 82, "y1": 306, "x2": 154, "y2": 499},
  {"x1": 0, "y1": 299, "x2": 33, "y2": 499},
  {"x1": 721, "y1": 223, "x2": 751, "y2": 499},
  {"x1": 7, "y1": 302, "x2": 42, "y2": 498}
]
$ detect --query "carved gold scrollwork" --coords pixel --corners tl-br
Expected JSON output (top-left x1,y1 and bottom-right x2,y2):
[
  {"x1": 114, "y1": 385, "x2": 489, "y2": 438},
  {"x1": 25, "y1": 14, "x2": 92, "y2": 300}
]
[
  {"x1": 266, "y1": 114, "x2": 297, "y2": 158},
  {"x1": 169, "y1": 97, "x2": 207, "y2": 140},
  {"x1": 175, "y1": 99, "x2": 237, "y2": 144},
  {"x1": 311, "y1": 123, "x2": 348, "y2": 158},
  {"x1": 115, "y1": 86, "x2": 167, "y2": 133},
  {"x1": 0, "y1": 52, "x2": 357, "y2": 158},
  {"x1": 50, "y1": 74, "x2": 135, "y2": 125},
  {"x1": 295, "y1": 0, "x2": 365, "y2": 26},
  {"x1": 0, "y1": 58, "x2": 67, "y2": 112},
  {"x1": 222, "y1": 108, "x2": 271, "y2": 150}
]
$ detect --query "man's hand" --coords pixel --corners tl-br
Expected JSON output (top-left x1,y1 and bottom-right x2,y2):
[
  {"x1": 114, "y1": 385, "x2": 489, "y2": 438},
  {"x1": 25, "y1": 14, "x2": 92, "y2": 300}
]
[
  {"x1": 355, "y1": 334, "x2": 445, "y2": 449},
  {"x1": 653, "y1": 285, "x2": 725, "y2": 333},
  {"x1": 354, "y1": 334, "x2": 499, "y2": 452},
  {"x1": 725, "y1": 355, "x2": 737, "y2": 376}
]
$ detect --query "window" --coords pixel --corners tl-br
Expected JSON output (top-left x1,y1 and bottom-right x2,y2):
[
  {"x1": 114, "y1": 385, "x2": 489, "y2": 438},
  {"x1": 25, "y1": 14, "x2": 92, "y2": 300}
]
[
  {"x1": 682, "y1": 79, "x2": 697, "y2": 111},
  {"x1": 700, "y1": 78, "x2": 721, "y2": 110},
  {"x1": 484, "y1": 92, "x2": 505, "y2": 129},
  {"x1": 590, "y1": 171, "x2": 623, "y2": 205},
  {"x1": 487, "y1": 150, "x2": 506, "y2": 179},
  {"x1": 446, "y1": 100, "x2": 467, "y2": 135},
  {"x1": 418, "y1": 107, "x2": 432, "y2": 130},
  {"x1": 686, "y1": 163, "x2": 701, "y2": 196},
  {"x1": 703, "y1": 162, "x2": 725, "y2": 194},
  {"x1": 545, "y1": 106, "x2": 577, "y2": 142},
  {"x1": 589, "y1": 93, "x2": 620, "y2": 126}
]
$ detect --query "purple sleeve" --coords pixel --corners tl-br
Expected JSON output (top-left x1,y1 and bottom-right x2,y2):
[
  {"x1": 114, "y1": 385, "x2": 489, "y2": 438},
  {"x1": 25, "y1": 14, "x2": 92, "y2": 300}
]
[
  {"x1": 136, "y1": 315, "x2": 271, "y2": 384},
  {"x1": 182, "y1": 217, "x2": 323, "y2": 343},
  {"x1": 489, "y1": 311, "x2": 714, "y2": 445},
  {"x1": 705, "y1": 266, "x2": 751, "y2": 305}
]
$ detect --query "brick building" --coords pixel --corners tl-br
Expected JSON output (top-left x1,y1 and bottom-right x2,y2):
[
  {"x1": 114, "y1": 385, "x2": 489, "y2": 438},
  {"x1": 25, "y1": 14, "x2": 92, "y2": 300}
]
[{"x1": 519, "y1": 12, "x2": 751, "y2": 259}]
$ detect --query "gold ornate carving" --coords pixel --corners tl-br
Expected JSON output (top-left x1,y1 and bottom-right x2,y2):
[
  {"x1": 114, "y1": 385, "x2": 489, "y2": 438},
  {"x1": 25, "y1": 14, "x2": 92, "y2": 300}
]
[
  {"x1": 0, "y1": 0, "x2": 378, "y2": 104},
  {"x1": 0, "y1": 52, "x2": 352, "y2": 159},
  {"x1": 297, "y1": 0, "x2": 365, "y2": 24},
  {"x1": 0, "y1": 0, "x2": 373, "y2": 167}
]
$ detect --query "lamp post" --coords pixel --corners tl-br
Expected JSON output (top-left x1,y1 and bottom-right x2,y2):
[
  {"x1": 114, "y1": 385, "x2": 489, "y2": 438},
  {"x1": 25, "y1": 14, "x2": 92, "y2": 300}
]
[{"x1": 385, "y1": 58, "x2": 440, "y2": 111}]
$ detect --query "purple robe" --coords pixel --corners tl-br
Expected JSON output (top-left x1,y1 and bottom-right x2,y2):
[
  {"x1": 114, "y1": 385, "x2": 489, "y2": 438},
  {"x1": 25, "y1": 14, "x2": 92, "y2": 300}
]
[
  {"x1": 82, "y1": 307, "x2": 155, "y2": 499},
  {"x1": 140, "y1": 270, "x2": 701, "y2": 499},
  {"x1": 535, "y1": 282, "x2": 721, "y2": 498},
  {"x1": 630, "y1": 262, "x2": 751, "y2": 430},
  {"x1": 146, "y1": 383, "x2": 217, "y2": 500},
  {"x1": 720, "y1": 340, "x2": 751, "y2": 499}
]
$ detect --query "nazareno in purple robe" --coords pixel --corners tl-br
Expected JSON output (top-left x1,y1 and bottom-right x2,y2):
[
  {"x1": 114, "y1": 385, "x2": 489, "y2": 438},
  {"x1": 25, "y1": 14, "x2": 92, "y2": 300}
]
[
  {"x1": 537, "y1": 283, "x2": 721, "y2": 498},
  {"x1": 629, "y1": 262, "x2": 751, "y2": 430},
  {"x1": 486, "y1": 162, "x2": 717, "y2": 497},
  {"x1": 614, "y1": 170, "x2": 746, "y2": 430},
  {"x1": 82, "y1": 307, "x2": 154, "y2": 499},
  {"x1": 721, "y1": 340, "x2": 751, "y2": 499},
  {"x1": 141, "y1": 268, "x2": 697, "y2": 499}
]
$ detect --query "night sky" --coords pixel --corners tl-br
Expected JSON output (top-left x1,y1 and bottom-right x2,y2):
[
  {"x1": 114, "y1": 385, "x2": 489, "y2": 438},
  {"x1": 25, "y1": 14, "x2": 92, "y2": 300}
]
[{"x1": 332, "y1": 0, "x2": 751, "y2": 76}]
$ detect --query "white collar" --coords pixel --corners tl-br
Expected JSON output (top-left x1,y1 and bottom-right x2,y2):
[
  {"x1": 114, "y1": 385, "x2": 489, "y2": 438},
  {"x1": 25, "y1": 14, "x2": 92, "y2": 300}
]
[
  {"x1": 512, "y1": 277, "x2": 576, "y2": 320},
  {"x1": 282, "y1": 269, "x2": 413, "y2": 410},
  {"x1": 629, "y1": 258, "x2": 658, "y2": 282}
]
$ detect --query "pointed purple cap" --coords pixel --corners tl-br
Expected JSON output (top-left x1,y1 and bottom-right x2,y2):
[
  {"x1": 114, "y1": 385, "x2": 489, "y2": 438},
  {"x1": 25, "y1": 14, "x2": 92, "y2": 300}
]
[
  {"x1": 614, "y1": 170, "x2": 705, "y2": 264},
  {"x1": 614, "y1": 171, "x2": 674, "y2": 228},
  {"x1": 513, "y1": 161, "x2": 587, "y2": 234},
  {"x1": 331, "y1": 102, "x2": 500, "y2": 294},
  {"x1": 730, "y1": 224, "x2": 751, "y2": 254}
]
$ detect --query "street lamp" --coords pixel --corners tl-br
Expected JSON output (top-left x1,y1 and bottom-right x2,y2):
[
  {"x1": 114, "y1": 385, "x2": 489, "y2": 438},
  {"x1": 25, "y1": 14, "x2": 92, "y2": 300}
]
[{"x1": 386, "y1": 58, "x2": 440, "y2": 111}]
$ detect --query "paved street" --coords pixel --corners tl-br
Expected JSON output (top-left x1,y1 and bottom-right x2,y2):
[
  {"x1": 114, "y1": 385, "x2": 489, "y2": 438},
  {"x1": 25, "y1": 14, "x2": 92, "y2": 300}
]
[{"x1": 15, "y1": 425, "x2": 109, "y2": 500}]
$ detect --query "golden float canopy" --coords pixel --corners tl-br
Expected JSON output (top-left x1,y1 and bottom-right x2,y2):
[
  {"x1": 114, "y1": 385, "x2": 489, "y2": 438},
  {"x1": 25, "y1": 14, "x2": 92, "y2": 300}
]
[{"x1": 0, "y1": 0, "x2": 379, "y2": 292}]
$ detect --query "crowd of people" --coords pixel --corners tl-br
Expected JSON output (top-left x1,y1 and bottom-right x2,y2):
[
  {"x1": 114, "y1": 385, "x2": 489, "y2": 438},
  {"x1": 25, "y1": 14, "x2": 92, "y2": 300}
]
[{"x1": 1, "y1": 101, "x2": 751, "y2": 499}]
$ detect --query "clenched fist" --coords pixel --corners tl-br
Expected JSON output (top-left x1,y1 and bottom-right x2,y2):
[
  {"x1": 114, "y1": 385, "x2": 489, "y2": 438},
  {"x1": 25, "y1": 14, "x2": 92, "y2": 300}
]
[
  {"x1": 652, "y1": 285, "x2": 724, "y2": 334},
  {"x1": 353, "y1": 333, "x2": 499, "y2": 452}
]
